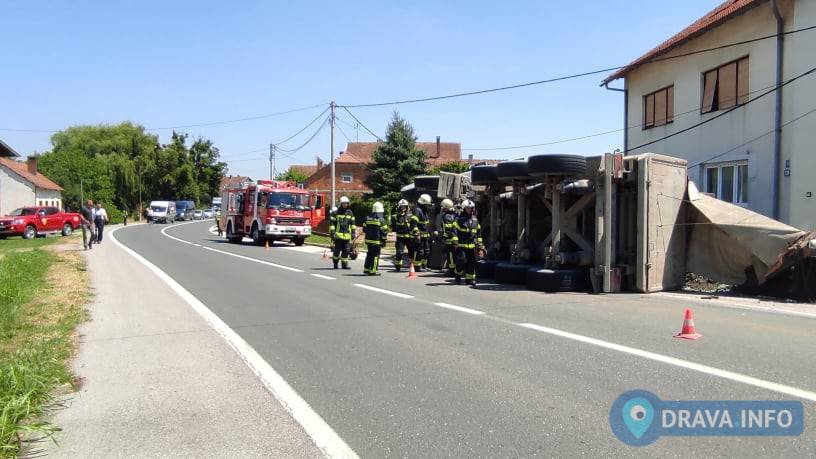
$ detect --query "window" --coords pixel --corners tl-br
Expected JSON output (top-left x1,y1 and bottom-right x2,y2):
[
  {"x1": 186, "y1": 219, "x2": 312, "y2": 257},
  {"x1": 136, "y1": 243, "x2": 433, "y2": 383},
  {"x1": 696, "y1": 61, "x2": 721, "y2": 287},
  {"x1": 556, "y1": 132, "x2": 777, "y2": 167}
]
[
  {"x1": 45, "y1": 207, "x2": 59, "y2": 215},
  {"x1": 643, "y1": 85, "x2": 674, "y2": 128},
  {"x1": 341, "y1": 173, "x2": 353, "y2": 183},
  {"x1": 702, "y1": 57, "x2": 749, "y2": 113},
  {"x1": 704, "y1": 162, "x2": 748, "y2": 205}
]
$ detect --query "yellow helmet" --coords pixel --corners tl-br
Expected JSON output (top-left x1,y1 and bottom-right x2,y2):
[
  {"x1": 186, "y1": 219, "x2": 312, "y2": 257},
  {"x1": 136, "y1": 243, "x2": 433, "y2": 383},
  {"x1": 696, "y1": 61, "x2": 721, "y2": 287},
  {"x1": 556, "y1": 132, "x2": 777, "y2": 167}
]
[{"x1": 441, "y1": 198, "x2": 454, "y2": 209}]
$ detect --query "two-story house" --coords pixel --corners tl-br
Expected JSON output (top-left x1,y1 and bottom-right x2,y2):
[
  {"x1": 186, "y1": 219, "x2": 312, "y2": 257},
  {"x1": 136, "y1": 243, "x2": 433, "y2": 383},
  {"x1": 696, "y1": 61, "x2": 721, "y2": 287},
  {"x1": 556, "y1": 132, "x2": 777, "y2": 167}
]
[{"x1": 602, "y1": 0, "x2": 815, "y2": 230}]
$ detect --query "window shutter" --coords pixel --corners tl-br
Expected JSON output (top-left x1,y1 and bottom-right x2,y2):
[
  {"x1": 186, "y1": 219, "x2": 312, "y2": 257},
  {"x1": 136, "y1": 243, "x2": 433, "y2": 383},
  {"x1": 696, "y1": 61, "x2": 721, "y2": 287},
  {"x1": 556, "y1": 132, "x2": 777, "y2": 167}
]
[
  {"x1": 644, "y1": 93, "x2": 655, "y2": 127},
  {"x1": 654, "y1": 89, "x2": 667, "y2": 126},
  {"x1": 737, "y1": 57, "x2": 749, "y2": 104},
  {"x1": 702, "y1": 70, "x2": 718, "y2": 113},
  {"x1": 666, "y1": 86, "x2": 674, "y2": 122},
  {"x1": 718, "y1": 62, "x2": 737, "y2": 109}
]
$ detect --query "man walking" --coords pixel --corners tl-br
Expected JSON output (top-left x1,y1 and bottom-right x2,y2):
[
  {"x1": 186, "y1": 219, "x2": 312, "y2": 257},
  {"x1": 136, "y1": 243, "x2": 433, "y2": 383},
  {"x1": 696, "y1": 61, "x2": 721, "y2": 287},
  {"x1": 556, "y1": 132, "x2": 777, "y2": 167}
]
[
  {"x1": 329, "y1": 196, "x2": 355, "y2": 269},
  {"x1": 363, "y1": 201, "x2": 388, "y2": 276},
  {"x1": 94, "y1": 202, "x2": 108, "y2": 244},
  {"x1": 80, "y1": 199, "x2": 95, "y2": 250},
  {"x1": 391, "y1": 199, "x2": 412, "y2": 272}
]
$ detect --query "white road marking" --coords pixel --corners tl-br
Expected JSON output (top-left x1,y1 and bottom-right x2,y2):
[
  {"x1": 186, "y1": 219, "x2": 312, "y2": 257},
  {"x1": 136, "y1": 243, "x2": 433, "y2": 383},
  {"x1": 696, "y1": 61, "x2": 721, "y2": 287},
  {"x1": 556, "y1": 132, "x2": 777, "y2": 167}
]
[
  {"x1": 200, "y1": 246, "x2": 303, "y2": 273},
  {"x1": 519, "y1": 322, "x2": 816, "y2": 402},
  {"x1": 109, "y1": 227, "x2": 358, "y2": 458},
  {"x1": 433, "y1": 302, "x2": 485, "y2": 315},
  {"x1": 353, "y1": 284, "x2": 414, "y2": 299},
  {"x1": 311, "y1": 274, "x2": 336, "y2": 280}
]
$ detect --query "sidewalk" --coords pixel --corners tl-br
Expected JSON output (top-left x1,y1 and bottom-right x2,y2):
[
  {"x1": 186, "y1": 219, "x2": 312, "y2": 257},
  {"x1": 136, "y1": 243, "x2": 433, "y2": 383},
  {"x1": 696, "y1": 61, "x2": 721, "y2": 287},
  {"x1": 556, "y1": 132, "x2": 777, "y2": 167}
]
[{"x1": 43, "y1": 225, "x2": 321, "y2": 458}]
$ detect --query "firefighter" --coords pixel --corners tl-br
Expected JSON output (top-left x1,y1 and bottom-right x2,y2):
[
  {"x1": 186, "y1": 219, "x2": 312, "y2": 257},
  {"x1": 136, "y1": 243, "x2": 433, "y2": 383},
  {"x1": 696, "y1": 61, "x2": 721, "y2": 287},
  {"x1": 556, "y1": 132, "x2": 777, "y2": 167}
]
[
  {"x1": 439, "y1": 198, "x2": 458, "y2": 275},
  {"x1": 453, "y1": 199, "x2": 482, "y2": 285},
  {"x1": 363, "y1": 201, "x2": 389, "y2": 275},
  {"x1": 410, "y1": 194, "x2": 432, "y2": 272},
  {"x1": 392, "y1": 199, "x2": 412, "y2": 271},
  {"x1": 329, "y1": 196, "x2": 356, "y2": 269}
]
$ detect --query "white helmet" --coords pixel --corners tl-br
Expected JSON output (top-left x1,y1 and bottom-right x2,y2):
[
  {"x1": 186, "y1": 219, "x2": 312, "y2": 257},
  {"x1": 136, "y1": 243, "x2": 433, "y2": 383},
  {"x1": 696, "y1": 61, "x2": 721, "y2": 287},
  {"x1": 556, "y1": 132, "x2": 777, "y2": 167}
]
[
  {"x1": 397, "y1": 199, "x2": 409, "y2": 207},
  {"x1": 461, "y1": 199, "x2": 475, "y2": 209},
  {"x1": 372, "y1": 201, "x2": 384, "y2": 213},
  {"x1": 418, "y1": 194, "x2": 432, "y2": 205},
  {"x1": 339, "y1": 196, "x2": 350, "y2": 204},
  {"x1": 440, "y1": 198, "x2": 454, "y2": 210}
]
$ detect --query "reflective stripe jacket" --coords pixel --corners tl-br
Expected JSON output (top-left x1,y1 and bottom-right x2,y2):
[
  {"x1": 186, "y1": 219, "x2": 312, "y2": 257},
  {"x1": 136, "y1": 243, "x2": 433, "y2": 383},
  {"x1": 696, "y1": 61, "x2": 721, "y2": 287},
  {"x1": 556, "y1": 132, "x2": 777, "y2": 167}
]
[
  {"x1": 393, "y1": 210, "x2": 413, "y2": 238},
  {"x1": 441, "y1": 210, "x2": 458, "y2": 244},
  {"x1": 363, "y1": 213, "x2": 389, "y2": 246},
  {"x1": 329, "y1": 208, "x2": 356, "y2": 241},
  {"x1": 410, "y1": 206, "x2": 429, "y2": 237},
  {"x1": 453, "y1": 214, "x2": 482, "y2": 248}
]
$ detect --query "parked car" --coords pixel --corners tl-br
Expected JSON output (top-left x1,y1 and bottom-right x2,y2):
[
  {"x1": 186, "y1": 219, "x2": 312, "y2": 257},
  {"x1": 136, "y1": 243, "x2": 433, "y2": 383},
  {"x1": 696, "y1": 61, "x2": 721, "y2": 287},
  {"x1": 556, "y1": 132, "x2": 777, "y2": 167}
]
[
  {"x1": 0, "y1": 206, "x2": 82, "y2": 239},
  {"x1": 202, "y1": 208, "x2": 215, "y2": 219},
  {"x1": 175, "y1": 200, "x2": 195, "y2": 221},
  {"x1": 148, "y1": 201, "x2": 176, "y2": 223},
  {"x1": 193, "y1": 209, "x2": 203, "y2": 220}
]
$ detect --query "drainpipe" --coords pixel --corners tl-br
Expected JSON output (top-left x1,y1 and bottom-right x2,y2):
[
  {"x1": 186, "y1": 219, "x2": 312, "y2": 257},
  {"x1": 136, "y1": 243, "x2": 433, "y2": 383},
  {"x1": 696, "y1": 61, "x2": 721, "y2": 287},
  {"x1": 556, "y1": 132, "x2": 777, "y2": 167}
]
[
  {"x1": 771, "y1": 0, "x2": 784, "y2": 221},
  {"x1": 604, "y1": 83, "x2": 628, "y2": 154}
]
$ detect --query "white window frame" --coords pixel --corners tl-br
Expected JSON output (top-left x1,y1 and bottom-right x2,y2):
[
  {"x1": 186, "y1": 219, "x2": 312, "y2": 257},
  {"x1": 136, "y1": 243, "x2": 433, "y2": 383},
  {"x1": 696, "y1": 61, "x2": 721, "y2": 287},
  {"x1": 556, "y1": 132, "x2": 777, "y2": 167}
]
[
  {"x1": 703, "y1": 161, "x2": 748, "y2": 206},
  {"x1": 341, "y1": 173, "x2": 353, "y2": 183}
]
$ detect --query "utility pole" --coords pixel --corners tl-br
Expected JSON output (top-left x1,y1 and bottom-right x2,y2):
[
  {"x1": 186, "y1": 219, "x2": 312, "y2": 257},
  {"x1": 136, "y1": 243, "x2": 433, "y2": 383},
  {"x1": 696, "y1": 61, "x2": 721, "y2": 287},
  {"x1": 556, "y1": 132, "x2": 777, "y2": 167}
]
[
  {"x1": 269, "y1": 144, "x2": 277, "y2": 180},
  {"x1": 330, "y1": 101, "x2": 336, "y2": 207}
]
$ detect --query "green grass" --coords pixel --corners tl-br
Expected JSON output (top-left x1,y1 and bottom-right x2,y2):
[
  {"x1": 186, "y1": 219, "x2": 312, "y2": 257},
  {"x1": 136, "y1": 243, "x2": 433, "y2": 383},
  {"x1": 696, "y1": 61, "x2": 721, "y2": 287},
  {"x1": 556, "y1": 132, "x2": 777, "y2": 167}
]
[
  {"x1": 0, "y1": 236, "x2": 88, "y2": 457},
  {"x1": 304, "y1": 234, "x2": 332, "y2": 246}
]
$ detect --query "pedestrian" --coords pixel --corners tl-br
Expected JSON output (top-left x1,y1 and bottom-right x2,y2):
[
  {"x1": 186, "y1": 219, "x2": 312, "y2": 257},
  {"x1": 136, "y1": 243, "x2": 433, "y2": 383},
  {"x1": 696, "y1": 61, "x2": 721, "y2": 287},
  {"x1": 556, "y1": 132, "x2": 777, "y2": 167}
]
[
  {"x1": 363, "y1": 201, "x2": 388, "y2": 276},
  {"x1": 453, "y1": 199, "x2": 482, "y2": 286},
  {"x1": 216, "y1": 213, "x2": 223, "y2": 237},
  {"x1": 329, "y1": 196, "x2": 355, "y2": 269},
  {"x1": 439, "y1": 198, "x2": 458, "y2": 275},
  {"x1": 392, "y1": 199, "x2": 412, "y2": 272},
  {"x1": 94, "y1": 202, "x2": 108, "y2": 244},
  {"x1": 410, "y1": 194, "x2": 432, "y2": 272},
  {"x1": 123, "y1": 211, "x2": 128, "y2": 226},
  {"x1": 79, "y1": 199, "x2": 95, "y2": 250}
]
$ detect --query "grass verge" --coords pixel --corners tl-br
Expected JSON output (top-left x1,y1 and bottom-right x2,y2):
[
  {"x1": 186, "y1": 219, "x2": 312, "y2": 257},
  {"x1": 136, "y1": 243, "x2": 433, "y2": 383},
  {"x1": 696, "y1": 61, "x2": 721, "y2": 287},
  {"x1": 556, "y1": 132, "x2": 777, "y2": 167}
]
[{"x1": 0, "y1": 236, "x2": 89, "y2": 458}]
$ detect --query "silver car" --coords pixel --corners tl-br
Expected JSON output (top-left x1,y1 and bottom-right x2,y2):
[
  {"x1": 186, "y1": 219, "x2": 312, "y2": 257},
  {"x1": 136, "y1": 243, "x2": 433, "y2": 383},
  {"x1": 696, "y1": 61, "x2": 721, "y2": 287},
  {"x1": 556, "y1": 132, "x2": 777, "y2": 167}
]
[{"x1": 202, "y1": 208, "x2": 215, "y2": 219}]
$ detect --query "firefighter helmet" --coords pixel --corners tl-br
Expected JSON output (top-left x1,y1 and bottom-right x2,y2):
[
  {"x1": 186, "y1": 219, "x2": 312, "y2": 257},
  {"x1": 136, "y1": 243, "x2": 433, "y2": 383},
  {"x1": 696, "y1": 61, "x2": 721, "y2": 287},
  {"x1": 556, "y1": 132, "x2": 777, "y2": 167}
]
[
  {"x1": 372, "y1": 201, "x2": 384, "y2": 213},
  {"x1": 418, "y1": 194, "x2": 432, "y2": 205},
  {"x1": 440, "y1": 198, "x2": 454, "y2": 209},
  {"x1": 339, "y1": 196, "x2": 350, "y2": 204},
  {"x1": 461, "y1": 199, "x2": 475, "y2": 209},
  {"x1": 397, "y1": 199, "x2": 409, "y2": 207}
]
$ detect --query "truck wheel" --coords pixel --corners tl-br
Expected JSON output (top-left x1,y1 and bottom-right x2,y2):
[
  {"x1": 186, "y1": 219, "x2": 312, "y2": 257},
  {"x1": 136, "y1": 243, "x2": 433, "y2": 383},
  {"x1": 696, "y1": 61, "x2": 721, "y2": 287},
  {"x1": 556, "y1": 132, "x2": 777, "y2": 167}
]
[
  {"x1": 528, "y1": 154, "x2": 587, "y2": 177},
  {"x1": 475, "y1": 260, "x2": 499, "y2": 278},
  {"x1": 226, "y1": 222, "x2": 242, "y2": 244},
  {"x1": 293, "y1": 237, "x2": 305, "y2": 246},
  {"x1": 251, "y1": 224, "x2": 263, "y2": 246},
  {"x1": 62, "y1": 223, "x2": 73, "y2": 236},
  {"x1": 494, "y1": 263, "x2": 532, "y2": 284},
  {"x1": 526, "y1": 267, "x2": 590, "y2": 292},
  {"x1": 23, "y1": 225, "x2": 37, "y2": 240}
]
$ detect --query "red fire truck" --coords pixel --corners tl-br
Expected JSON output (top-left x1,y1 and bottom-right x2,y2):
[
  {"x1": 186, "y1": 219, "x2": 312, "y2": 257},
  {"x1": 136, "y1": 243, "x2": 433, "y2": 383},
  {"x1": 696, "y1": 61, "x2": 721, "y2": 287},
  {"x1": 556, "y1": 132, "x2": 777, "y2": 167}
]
[{"x1": 220, "y1": 180, "x2": 326, "y2": 246}]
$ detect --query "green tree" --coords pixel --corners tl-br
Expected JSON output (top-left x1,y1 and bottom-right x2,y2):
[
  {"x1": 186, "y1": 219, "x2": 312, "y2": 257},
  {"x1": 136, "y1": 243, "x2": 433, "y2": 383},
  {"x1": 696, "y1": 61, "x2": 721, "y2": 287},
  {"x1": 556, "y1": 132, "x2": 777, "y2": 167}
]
[
  {"x1": 364, "y1": 112, "x2": 429, "y2": 203},
  {"x1": 431, "y1": 160, "x2": 471, "y2": 174},
  {"x1": 276, "y1": 167, "x2": 310, "y2": 184}
]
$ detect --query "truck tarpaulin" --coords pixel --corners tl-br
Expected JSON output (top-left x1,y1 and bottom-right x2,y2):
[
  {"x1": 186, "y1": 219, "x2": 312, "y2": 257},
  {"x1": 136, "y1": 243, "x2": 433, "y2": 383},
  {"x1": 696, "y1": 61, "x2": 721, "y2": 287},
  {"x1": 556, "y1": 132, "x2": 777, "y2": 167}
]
[{"x1": 685, "y1": 182, "x2": 807, "y2": 286}]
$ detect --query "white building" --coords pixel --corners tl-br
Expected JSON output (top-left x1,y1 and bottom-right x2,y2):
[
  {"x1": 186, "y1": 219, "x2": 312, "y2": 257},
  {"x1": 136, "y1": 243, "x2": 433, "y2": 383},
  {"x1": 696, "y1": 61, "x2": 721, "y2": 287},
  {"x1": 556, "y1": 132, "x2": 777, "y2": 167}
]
[
  {"x1": 0, "y1": 140, "x2": 64, "y2": 215},
  {"x1": 602, "y1": 0, "x2": 816, "y2": 230}
]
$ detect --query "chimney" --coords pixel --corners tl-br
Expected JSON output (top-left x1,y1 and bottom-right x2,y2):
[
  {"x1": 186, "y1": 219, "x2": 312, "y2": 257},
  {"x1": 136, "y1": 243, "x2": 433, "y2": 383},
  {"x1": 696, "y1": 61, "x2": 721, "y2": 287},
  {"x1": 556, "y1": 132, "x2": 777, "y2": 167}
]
[
  {"x1": 26, "y1": 156, "x2": 38, "y2": 174},
  {"x1": 468, "y1": 153, "x2": 474, "y2": 163},
  {"x1": 317, "y1": 157, "x2": 324, "y2": 169},
  {"x1": 435, "y1": 136, "x2": 441, "y2": 158}
]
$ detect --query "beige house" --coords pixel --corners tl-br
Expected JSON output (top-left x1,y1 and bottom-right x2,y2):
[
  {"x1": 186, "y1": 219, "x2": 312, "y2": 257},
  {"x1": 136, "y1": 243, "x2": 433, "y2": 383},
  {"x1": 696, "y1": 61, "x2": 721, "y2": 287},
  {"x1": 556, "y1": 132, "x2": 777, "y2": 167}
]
[
  {"x1": 603, "y1": 0, "x2": 816, "y2": 230},
  {"x1": 0, "y1": 141, "x2": 63, "y2": 215}
]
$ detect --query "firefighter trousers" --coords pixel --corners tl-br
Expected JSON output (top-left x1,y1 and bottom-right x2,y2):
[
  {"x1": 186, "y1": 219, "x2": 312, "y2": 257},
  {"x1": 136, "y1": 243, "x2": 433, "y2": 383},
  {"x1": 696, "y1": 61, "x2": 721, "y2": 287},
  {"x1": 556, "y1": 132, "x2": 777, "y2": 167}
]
[
  {"x1": 455, "y1": 246, "x2": 477, "y2": 282},
  {"x1": 394, "y1": 237, "x2": 410, "y2": 269},
  {"x1": 364, "y1": 244, "x2": 381, "y2": 275},
  {"x1": 445, "y1": 243, "x2": 456, "y2": 273},
  {"x1": 332, "y1": 239, "x2": 350, "y2": 268}
]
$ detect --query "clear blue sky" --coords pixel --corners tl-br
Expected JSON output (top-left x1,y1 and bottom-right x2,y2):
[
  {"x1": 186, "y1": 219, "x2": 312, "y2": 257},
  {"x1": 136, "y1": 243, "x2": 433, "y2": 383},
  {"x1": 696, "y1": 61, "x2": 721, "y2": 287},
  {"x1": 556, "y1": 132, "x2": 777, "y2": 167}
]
[{"x1": 1, "y1": 0, "x2": 720, "y2": 178}]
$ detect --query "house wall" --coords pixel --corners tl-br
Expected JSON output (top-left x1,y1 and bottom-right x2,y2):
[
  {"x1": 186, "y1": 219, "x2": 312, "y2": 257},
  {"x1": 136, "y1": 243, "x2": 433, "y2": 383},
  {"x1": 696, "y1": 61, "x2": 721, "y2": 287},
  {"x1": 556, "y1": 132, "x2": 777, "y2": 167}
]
[
  {"x1": 35, "y1": 189, "x2": 63, "y2": 210},
  {"x1": 304, "y1": 163, "x2": 372, "y2": 199},
  {"x1": 624, "y1": 0, "x2": 816, "y2": 229},
  {"x1": 0, "y1": 166, "x2": 36, "y2": 215}
]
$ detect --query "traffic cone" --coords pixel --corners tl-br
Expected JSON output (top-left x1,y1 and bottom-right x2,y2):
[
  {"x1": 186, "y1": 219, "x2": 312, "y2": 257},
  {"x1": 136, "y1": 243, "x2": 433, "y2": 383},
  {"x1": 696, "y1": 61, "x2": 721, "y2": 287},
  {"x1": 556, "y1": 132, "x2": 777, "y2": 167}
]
[
  {"x1": 407, "y1": 263, "x2": 417, "y2": 279},
  {"x1": 674, "y1": 308, "x2": 702, "y2": 340},
  {"x1": 265, "y1": 240, "x2": 270, "y2": 252}
]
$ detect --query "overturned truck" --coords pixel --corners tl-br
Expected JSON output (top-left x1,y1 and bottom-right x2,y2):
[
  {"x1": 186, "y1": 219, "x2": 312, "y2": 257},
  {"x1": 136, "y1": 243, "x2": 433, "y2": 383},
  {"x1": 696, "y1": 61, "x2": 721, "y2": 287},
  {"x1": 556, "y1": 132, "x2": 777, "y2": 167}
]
[{"x1": 423, "y1": 152, "x2": 814, "y2": 301}]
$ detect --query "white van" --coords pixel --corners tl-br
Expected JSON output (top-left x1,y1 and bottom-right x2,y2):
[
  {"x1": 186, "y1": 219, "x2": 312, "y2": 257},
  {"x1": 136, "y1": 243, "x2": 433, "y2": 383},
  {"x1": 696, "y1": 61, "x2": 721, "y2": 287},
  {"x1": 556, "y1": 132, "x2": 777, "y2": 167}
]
[{"x1": 148, "y1": 201, "x2": 176, "y2": 224}]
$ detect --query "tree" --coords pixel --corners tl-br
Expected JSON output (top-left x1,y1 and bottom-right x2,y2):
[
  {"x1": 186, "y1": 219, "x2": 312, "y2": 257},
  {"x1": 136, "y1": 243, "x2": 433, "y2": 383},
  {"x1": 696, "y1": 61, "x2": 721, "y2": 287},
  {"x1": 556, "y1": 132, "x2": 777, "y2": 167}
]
[
  {"x1": 431, "y1": 160, "x2": 471, "y2": 174},
  {"x1": 364, "y1": 112, "x2": 429, "y2": 203},
  {"x1": 276, "y1": 167, "x2": 310, "y2": 184}
]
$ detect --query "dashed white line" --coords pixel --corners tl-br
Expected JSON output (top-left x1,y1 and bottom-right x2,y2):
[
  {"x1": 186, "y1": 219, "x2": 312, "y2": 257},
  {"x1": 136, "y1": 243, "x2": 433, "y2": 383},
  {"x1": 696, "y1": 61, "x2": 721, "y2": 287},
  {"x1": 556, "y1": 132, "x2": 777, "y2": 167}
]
[
  {"x1": 353, "y1": 284, "x2": 414, "y2": 299},
  {"x1": 519, "y1": 322, "x2": 816, "y2": 402},
  {"x1": 200, "y1": 246, "x2": 303, "y2": 272},
  {"x1": 433, "y1": 302, "x2": 485, "y2": 315},
  {"x1": 312, "y1": 274, "x2": 336, "y2": 280}
]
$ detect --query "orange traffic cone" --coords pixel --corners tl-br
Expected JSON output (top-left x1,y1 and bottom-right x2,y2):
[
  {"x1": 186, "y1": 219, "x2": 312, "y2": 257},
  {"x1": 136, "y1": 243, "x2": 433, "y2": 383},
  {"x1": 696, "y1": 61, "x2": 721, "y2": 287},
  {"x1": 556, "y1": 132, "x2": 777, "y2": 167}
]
[
  {"x1": 674, "y1": 308, "x2": 702, "y2": 340},
  {"x1": 265, "y1": 240, "x2": 270, "y2": 252},
  {"x1": 407, "y1": 263, "x2": 417, "y2": 279}
]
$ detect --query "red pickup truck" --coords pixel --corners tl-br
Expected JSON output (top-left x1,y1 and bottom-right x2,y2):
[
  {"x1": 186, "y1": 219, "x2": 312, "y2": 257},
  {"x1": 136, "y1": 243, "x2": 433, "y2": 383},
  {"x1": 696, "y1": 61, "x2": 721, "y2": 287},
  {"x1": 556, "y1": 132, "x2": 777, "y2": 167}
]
[{"x1": 0, "y1": 206, "x2": 83, "y2": 240}]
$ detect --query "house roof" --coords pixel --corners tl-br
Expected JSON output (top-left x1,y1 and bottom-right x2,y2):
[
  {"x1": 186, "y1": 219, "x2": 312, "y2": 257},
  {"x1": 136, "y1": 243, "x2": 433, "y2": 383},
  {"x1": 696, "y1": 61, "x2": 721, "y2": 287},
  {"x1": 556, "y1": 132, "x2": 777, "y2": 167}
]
[
  {"x1": 0, "y1": 139, "x2": 21, "y2": 157},
  {"x1": 337, "y1": 141, "x2": 462, "y2": 165},
  {"x1": 290, "y1": 164, "x2": 318, "y2": 176},
  {"x1": 220, "y1": 175, "x2": 252, "y2": 189},
  {"x1": 0, "y1": 157, "x2": 63, "y2": 191},
  {"x1": 601, "y1": 0, "x2": 765, "y2": 85}
]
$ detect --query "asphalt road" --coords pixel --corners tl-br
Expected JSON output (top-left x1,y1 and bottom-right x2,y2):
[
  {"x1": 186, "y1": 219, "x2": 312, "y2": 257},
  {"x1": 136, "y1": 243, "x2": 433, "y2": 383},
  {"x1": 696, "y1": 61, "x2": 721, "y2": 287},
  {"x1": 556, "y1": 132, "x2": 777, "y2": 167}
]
[{"x1": 115, "y1": 221, "x2": 816, "y2": 457}]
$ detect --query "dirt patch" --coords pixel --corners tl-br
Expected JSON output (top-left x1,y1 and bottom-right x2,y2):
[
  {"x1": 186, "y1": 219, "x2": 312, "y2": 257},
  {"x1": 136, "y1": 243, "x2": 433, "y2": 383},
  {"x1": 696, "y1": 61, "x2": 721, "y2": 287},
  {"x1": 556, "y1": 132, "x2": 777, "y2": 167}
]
[{"x1": 684, "y1": 272, "x2": 734, "y2": 294}]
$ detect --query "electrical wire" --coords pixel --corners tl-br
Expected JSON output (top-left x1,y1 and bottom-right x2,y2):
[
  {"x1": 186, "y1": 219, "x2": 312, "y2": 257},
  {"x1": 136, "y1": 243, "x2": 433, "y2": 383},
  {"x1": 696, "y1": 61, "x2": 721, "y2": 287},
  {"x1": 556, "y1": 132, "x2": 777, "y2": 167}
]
[
  {"x1": 340, "y1": 107, "x2": 383, "y2": 141},
  {"x1": 336, "y1": 122, "x2": 354, "y2": 144},
  {"x1": 340, "y1": 24, "x2": 816, "y2": 108},
  {"x1": 146, "y1": 103, "x2": 329, "y2": 130},
  {"x1": 272, "y1": 105, "x2": 331, "y2": 146},
  {"x1": 277, "y1": 116, "x2": 330, "y2": 156}
]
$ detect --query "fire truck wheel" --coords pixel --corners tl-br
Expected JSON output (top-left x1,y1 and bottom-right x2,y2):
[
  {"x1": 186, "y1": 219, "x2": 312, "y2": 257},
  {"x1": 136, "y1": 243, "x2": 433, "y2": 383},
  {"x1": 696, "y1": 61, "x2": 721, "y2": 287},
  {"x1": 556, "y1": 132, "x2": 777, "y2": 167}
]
[
  {"x1": 62, "y1": 223, "x2": 73, "y2": 236},
  {"x1": 250, "y1": 224, "x2": 263, "y2": 246},
  {"x1": 526, "y1": 267, "x2": 590, "y2": 292},
  {"x1": 293, "y1": 237, "x2": 305, "y2": 246},
  {"x1": 23, "y1": 225, "x2": 37, "y2": 240},
  {"x1": 226, "y1": 222, "x2": 242, "y2": 244}
]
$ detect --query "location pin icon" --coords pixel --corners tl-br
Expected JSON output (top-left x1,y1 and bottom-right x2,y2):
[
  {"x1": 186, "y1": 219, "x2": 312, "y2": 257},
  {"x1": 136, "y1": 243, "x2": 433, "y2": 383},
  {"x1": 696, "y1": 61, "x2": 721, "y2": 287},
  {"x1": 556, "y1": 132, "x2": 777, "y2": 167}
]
[{"x1": 622, "y1": 397, "x2": 654, "y2": 439}]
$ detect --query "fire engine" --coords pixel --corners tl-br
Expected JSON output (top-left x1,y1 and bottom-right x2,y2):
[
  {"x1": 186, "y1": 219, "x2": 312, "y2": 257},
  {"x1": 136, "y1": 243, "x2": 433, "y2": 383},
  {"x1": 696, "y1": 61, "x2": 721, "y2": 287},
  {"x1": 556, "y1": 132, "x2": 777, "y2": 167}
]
[{"x1": 220, "y1": 180, "x2": 326, "y2": 246}]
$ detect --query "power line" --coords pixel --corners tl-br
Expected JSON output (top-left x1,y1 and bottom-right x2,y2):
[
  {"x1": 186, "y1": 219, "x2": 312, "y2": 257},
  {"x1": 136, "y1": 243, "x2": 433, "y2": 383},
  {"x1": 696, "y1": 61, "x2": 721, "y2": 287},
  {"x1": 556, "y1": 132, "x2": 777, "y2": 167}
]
[
  {"x1": 146, "y1": 103, "x2": 329, "y2": 130},
  {"x1": 272, "y1": 105, "x2": 330, "y2": 146},
  {"x1": 335, "y1": 122, "x2": 353, "y2": 144},
  {"x1": 340, "y1": 107, "x2": 383, "y2": 141},
  {"x1": 628, "y1": 64, "x2": 816, "y2": 151},
  {"x1": 277, "y1": 116, "x2": 331, "y2": 156},
  {"x1": 340, "y1": 24, "x2": 816, "y2": 108}
]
